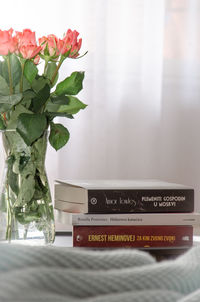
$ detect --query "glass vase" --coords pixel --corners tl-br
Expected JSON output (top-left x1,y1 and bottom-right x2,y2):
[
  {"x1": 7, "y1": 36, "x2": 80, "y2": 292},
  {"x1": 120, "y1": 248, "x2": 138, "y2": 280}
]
[{"x1": 0, "y1": 130, "x2": 55, "y2": 245}]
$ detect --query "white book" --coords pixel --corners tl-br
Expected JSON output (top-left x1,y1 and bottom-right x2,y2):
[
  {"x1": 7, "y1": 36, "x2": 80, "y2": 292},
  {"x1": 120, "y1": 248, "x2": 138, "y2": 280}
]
[
  {"x1": 54, "y1": 209, "x2": 200, "y2": 227},
  {"x1": 55, "y1": 179, "x2": 192, "y2": 191}
]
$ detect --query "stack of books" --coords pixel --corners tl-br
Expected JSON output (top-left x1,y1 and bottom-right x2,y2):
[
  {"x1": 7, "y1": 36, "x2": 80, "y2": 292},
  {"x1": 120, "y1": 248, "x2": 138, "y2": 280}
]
[{"x1": 54, "y1": 179, "x2": 199, "y2": 249}]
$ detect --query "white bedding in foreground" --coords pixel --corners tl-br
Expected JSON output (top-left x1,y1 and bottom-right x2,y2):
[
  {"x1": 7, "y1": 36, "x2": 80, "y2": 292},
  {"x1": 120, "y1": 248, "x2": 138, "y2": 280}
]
[{"x1": 0, "y1": 244, "x2": 200, "y2": 302}]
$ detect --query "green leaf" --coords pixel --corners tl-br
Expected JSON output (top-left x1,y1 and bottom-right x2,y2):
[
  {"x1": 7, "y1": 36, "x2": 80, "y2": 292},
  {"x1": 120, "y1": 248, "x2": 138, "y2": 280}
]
[
  {"x1": 33, "y1": 173, "x2": 48, "y2": 200},
  {"x1": 46, "y1": 62, "x2": 58, "y2": 86},
  {"x1": 22, "y1": 89, "x2": 36, "y2": 101},
  {"x1": 0, "y1": 116, "x2": 6, "y2": 129},
  {"x1": 46, "y1": 112, "x2": 74, "y2": 121},
  {"x1": 0, "y1": 93, "x2": 22, "y2": 113},
  {"x1": 45, "y1": 102, "x2": 59, "y2": 113},
  {"x1": 20, "y1": 161, "x2": 35, "y2": 177},
  {"x1": 16, "y1": 113, "x2": 47, "y2": 145},
  {"x1": 37, "y1": 204, "x2": 54, "y2": 221},
  {"x1": 58, "y1": 96, "x2": 87, "y2": 114},
  {"x1": 51, "y1": 95, "x2": 70, "y2": 105},
  {"x1": 32, "y1": 76, "x2": 49, "y2": 93},
  {"x1": 15, "y1": 209, "x2": 41, "y2": 224},
  {"x1": 45, "y1": 95, "x2": 87, "y2": 116},
  {"x1": 19, "y1": 89, "x2": 36, "y2": 109},
  {"x1": 7, "y1": 156, "x2": 19, "y2": 196},
  {"x1": 1, "y1": 55, "x2": 22, "y2": 87},
  {"x1": 19, "y1": 155, "x2": 30, "y2": 172},
  {"x1": 2, "y1": 60, "x2": 9, "y2": 84},
  {"x1": 12, "y1": 155, "x2": 21, "y2": 174},
  {"x1": 4, "y1": 127, "x2": 30, "y2": 154},
  {"x1": 15, "y1": 77, "x2": 32, "y2": 93},
  {"x1": 10, "y1": 54, "x2": 22, "y2": 87},
  {"x1": 6, "y1": 104, "x2": 32, "y2": 130},
  {"x1": 31, "y1": 84, "x2": 50, "y2": 113},
  {"x1": 55, "y1": 71, "x2": 84, "y2": 96},
  {"x1": 8, "y1": 168, "x2": 19, "y2": 196},
  {"x1": 49, "y1": 122, "x2": 70, "y2": 151},
  {"x1": 0, "y1": 75, "x2": 9, "y2": 95},
  {"x1": 45, "y1": 95, "x2": 69, "y2": 113},
  {"x1": 15, "y1": 174, "x2": 35, "y2": 206},
  {"x1": 24, "y1": 60, "x2": 38, "y2": 84},
  {"x1": 0, "y1": 93, "x2": 22, "y2": 106}
]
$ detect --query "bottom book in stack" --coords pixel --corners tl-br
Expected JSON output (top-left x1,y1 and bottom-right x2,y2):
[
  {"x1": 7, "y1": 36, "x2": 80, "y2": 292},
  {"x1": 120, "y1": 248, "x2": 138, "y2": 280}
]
[
  {"x1": 73, "y1": 225, "x2": 193, "y2": 248},
  {"x1": 55, "y1": 210, "x2": 200, "y2": 249}
]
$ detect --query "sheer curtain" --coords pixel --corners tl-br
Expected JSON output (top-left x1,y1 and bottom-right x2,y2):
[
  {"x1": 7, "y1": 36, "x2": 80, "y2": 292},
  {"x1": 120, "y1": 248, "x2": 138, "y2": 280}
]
[
  {"x1": 0, "y1": 0, "x2": 200, "y2": 214},
  {"x1": 158, "y1": 0, "x2": 200, "y2": 210},
  {"x1": 58, "y1": 0, "x2": 165, "y2": 180}
]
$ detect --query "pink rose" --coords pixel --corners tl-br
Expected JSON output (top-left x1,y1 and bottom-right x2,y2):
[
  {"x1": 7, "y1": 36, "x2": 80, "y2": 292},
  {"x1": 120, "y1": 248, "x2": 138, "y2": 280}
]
[
  {"x1": 0, "y1": 28, "x2": 17, "y2": 55},
  {"x1": 18, "y1": 45, "x2": 41, "y2": 60},
  {"x1": 57, "y1": 29, "x2": 82, "y2": 58},
  {"x1": 16, "y1": 29, "x2": 41, "y2": 59},
  {"x1": 39, "y1": 34, "x2": 59, "y2": 57},
  {"x1": 16, "y1": 29, "x2": 36, "y2": 47}
]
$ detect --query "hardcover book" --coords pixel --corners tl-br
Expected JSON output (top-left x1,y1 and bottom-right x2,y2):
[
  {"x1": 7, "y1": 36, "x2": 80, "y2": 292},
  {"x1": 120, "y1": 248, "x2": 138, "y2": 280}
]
[
  {"x1": 54, "y1": 179, "x2": 194, "y2": 213},
  {"x1": 73, "y1": 225, "x2": 193, "y2": 248}
]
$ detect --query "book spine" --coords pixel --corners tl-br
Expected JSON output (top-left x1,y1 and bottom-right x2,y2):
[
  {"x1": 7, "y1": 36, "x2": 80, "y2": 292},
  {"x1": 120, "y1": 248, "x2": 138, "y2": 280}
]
[
  {"x1": 87, "y1": 189, "x2": 194, "y2": 213},
  {"x1": 73, "y1": 225, "x2": 193, "y2": 248},
  {"x1": 72, "y1": 213, "x2": 199, "y2": 226}
]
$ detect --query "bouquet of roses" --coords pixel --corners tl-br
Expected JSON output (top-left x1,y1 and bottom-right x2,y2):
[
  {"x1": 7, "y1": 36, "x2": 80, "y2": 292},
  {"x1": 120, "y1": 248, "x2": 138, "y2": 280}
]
[
  {"x1": 0, "y1": 28, "x2": 87, "y2": 148},
  {"x1": 0, "y1": 28, "x2": 87, "y2": 243}
]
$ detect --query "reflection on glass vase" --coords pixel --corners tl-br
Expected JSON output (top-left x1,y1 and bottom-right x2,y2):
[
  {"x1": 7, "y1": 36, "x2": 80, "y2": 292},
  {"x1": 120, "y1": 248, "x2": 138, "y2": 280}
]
[{"x1": 0, "y1": 130, "x2": 55, "y2": 245}]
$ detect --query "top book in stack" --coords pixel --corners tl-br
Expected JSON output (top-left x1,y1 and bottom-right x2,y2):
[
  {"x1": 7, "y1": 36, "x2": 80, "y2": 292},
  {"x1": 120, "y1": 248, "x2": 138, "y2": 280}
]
[{"x1": 54, "y1": 179, "x2": 194, "y2": 214}]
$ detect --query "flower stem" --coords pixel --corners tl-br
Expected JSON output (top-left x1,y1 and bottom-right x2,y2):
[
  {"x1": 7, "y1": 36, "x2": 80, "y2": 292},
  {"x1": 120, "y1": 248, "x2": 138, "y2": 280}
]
[
  {"x1": 20, "y1": 62, "x2": 25, "y2": 93},
  {"x1": 44, "y1": 59, "x2": 48, "y2": 76},
  {"x1": 6, "y1": 185, "x2": 12, "y2": 242},
  {"x1": 51, "y1": 57, "x2": 64, "y2": 85},
  {"x1": 7, "y1": 55, "x2": 13, "y2": 95}
]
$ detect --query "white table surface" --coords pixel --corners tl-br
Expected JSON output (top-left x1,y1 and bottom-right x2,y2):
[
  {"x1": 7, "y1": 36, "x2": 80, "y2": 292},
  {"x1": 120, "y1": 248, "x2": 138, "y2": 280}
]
[{"x1": 54, "y1": 235, "x2": 73, "y2": 247}]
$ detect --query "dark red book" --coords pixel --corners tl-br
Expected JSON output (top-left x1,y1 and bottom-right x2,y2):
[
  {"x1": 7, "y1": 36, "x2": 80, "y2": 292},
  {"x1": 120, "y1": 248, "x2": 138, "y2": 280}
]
[{"x1": 73, "y1": 225, "x2": 193, "y2": 248}]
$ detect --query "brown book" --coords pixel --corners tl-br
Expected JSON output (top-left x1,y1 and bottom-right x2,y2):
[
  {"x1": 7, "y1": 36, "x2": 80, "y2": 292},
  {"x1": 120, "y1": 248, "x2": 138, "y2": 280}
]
[{"x1": 73, "y1": 225, "x2": 193, "y2": 248}]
